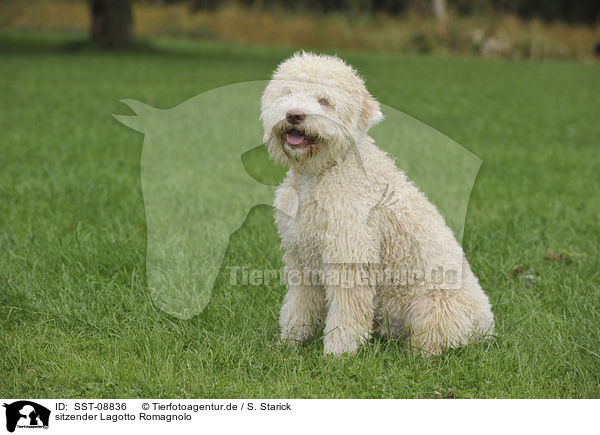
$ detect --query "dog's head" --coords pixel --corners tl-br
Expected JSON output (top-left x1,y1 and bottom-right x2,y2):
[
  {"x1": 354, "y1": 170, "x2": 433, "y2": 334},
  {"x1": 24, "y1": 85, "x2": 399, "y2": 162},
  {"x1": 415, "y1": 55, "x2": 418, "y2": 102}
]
[{"x1": 261, "y1": 52, "x2": 383, "y2": 173}]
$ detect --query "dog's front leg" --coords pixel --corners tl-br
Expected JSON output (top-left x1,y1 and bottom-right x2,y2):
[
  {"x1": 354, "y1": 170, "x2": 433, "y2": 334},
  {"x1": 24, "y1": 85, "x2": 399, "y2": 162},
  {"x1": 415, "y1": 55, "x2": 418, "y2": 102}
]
[
  {"x1": 320, "y1": 215, "x2": 378, "y2": 356},
  {"x1": 323, "y1": 263, "x2": 376, "y2": 356},
  {"x1": 280, "y1": 252, "x2": 326, "y2": 345}
]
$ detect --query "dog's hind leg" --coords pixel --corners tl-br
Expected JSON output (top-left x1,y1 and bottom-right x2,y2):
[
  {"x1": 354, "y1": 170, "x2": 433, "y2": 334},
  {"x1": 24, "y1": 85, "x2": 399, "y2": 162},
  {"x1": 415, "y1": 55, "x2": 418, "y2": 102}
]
[{"x1": 403, "y1": 284, "x2": 493, "y2": 356}]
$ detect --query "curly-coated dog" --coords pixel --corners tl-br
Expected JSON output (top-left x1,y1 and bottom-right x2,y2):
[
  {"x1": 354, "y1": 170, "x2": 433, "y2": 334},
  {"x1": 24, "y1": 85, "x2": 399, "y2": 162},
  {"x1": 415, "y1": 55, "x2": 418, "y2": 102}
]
[{"x1": 261, "y1": 52, "x2": 494, "y2": 356}]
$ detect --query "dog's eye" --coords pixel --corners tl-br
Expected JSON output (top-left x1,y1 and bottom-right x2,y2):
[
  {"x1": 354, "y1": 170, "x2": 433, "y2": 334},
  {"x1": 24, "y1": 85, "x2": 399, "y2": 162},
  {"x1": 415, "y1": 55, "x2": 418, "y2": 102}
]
[{"x1": 318, "y1": 97, "x2": 330, "y2": 106}]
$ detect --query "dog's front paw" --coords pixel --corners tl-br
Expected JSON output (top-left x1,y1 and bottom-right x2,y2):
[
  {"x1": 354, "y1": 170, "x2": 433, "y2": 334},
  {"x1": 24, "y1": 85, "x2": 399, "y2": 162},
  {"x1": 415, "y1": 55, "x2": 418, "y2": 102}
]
[
  {"x1": 323, "y1": 327, "x2": 367, "y2": 356},
  {"x1": 280, "y1": 323, "x2": 315, "y2": 346}
]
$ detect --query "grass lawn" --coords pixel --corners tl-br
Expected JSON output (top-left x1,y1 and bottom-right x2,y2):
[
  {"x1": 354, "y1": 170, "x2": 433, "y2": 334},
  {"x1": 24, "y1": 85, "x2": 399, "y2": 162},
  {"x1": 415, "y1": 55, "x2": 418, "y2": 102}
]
[{"x1": 1, "y1": 32, "x2": 599, "y2": 398}]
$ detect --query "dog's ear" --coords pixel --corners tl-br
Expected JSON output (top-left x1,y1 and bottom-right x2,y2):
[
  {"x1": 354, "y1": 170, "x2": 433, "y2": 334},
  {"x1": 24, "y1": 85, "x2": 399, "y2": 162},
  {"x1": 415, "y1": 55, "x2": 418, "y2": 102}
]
[{"x1": 358, "y1": 91, "x2": 384, "y2": 132}]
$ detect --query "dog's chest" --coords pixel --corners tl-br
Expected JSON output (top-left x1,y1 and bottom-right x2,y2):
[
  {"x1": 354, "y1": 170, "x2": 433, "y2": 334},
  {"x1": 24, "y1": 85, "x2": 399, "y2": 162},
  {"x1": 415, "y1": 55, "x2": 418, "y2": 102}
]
[{"x1": 279, "y1": 183, "x2": 330, "y2": 269}]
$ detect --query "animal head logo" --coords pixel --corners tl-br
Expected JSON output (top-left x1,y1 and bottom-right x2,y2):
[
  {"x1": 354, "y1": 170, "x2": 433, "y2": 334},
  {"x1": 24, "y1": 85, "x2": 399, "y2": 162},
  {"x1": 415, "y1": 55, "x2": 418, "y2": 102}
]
[
  {"x1": 114, "y1": 74, "x2": 480, "y2": 319},
  {"x1": 3, "y1": 401, "x2": 50, "y2": 433}
]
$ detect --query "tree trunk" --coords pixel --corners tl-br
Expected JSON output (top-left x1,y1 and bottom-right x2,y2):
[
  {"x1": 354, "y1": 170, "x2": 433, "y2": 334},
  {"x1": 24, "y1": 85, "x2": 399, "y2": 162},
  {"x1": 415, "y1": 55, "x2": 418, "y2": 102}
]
[
  {"x1": 90, "y1": 0, "x2": 133, "y2": 47},
  {"x1": 432, "y1": 0, "x2": 447, "y2": 23}
]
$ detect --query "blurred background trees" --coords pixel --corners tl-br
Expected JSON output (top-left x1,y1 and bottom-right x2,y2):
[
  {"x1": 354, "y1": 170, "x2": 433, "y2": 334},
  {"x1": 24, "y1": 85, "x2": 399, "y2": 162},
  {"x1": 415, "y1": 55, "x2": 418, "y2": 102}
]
[
  {"x1": 181, "y1": 0, "x2": 599, "y2": 24},
  {"x1": 1, "y1": 0, "x2": 598, "y2": 59}
]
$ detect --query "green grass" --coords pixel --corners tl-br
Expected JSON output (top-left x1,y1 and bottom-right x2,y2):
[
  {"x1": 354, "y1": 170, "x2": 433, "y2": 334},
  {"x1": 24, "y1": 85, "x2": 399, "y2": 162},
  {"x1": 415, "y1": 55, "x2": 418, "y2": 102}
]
[{"x1": 1, "y1": 32, "x2": 599, "y2": 398}]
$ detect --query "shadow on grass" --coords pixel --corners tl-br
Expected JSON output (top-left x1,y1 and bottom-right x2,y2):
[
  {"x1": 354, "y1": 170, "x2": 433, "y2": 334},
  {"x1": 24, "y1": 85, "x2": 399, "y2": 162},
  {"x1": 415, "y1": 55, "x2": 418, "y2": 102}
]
[
  {"x1": 0, "y1": 32, "x2": 176, "y2": 55},
  {"x1": 0, "y1": 31, "x2": 294, "y2": 62}
]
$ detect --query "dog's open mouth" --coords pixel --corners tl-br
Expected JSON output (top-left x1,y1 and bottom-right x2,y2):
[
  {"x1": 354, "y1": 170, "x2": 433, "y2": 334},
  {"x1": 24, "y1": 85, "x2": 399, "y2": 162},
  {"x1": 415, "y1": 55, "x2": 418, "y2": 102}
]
[{"x1": 285, "y1": 128, "x2": 317, "y2": 148}]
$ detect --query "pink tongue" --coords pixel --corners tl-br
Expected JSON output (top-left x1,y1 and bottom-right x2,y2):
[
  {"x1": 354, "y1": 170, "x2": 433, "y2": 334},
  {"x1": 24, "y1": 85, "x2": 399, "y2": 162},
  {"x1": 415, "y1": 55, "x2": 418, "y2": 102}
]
[{"x1": 286, "y1": 132, "x2": 305, "y2": 145}]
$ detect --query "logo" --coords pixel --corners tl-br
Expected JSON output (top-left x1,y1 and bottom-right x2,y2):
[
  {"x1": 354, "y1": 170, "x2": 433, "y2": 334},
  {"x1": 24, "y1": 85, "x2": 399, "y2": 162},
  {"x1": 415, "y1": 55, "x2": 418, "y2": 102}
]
[
  {"x1": 113, "y1": 81, "x2": 480, "y2": 319},
  {"x1": 3, "y1": 401, "x2": 50, "y2": 433}
]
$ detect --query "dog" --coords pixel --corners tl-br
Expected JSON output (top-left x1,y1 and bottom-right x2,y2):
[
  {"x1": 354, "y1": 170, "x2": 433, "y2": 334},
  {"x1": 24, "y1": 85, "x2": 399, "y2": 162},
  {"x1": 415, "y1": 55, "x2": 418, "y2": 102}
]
[{"x1": 261, "y1": 52, "x2": 494, "y2": 356}]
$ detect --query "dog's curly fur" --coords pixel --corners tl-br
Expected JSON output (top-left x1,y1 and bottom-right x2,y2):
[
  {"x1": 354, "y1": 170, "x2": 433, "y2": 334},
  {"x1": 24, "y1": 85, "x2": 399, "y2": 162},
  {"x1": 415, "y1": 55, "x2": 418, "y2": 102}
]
[{"x1": 261, "y1": 52, "x2": 494, "y2": 356}]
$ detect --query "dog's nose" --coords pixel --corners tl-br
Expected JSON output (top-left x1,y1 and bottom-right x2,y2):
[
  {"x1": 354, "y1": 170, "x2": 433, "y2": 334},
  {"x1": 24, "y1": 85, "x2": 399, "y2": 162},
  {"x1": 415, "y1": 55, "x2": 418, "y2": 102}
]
[{"x1": 286, "y1": 109, "x2": 305, "y2": 125}]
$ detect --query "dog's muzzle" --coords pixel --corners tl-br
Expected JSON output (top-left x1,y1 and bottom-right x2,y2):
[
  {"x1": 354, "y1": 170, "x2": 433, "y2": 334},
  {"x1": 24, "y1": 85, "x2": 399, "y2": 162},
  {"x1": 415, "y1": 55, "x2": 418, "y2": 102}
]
[{"x1": 285, "y1": 128, "x2": 317, "y2": 148}]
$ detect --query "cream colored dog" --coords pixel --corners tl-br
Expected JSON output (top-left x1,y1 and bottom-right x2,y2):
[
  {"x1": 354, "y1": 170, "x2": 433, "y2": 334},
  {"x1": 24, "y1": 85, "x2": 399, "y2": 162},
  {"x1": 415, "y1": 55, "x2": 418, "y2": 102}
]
[{"x1": 261, "y1": 52, "x2": 494, "y2": 356}]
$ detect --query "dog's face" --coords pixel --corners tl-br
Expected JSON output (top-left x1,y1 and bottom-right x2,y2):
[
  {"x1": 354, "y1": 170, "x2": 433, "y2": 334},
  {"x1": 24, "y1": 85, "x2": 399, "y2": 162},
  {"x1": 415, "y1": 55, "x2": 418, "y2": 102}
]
[{"x1": 261, "y1": 52, "x2": 383, "y2": 172}]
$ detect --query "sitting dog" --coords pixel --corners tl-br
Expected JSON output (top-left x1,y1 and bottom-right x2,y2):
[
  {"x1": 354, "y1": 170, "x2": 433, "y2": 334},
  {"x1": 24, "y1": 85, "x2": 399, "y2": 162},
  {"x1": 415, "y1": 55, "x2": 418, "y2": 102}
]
[{"x1": 260, "y1": 52, "x2": 494, "y2": 356}]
